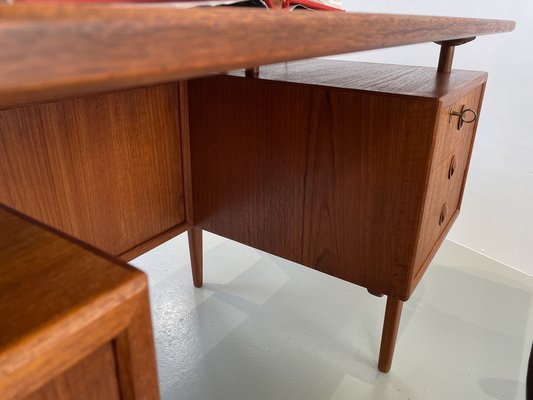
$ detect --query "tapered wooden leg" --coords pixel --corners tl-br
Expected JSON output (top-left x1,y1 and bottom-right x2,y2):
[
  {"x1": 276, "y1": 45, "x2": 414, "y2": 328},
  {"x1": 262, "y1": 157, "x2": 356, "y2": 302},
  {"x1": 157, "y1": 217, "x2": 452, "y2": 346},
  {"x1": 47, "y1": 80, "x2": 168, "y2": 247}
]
[
  {"x1": 378, "y1": 296, "x2": 403, "y2": 373},
  {"x1": 187, "y1": 226, "x2": 203, "y2": 288}
]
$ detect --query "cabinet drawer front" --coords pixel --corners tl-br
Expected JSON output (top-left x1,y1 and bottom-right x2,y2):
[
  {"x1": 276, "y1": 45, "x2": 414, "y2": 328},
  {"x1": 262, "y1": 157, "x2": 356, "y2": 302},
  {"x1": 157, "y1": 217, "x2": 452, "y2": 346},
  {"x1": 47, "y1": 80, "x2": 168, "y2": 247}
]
[
  {"x1": 413, "y1": 85, "x2": 483, "y2": 278},
  {"x1": 432, "y1": 86, "x2": 483, "y2": 168}
]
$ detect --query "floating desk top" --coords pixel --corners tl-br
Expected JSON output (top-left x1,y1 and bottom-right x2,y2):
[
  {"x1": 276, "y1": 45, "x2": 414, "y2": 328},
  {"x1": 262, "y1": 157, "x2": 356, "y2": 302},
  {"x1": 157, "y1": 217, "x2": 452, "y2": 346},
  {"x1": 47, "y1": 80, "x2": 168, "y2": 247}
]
[{"x1": 0, "y1": 5, "x2": 514, "y2": 108}]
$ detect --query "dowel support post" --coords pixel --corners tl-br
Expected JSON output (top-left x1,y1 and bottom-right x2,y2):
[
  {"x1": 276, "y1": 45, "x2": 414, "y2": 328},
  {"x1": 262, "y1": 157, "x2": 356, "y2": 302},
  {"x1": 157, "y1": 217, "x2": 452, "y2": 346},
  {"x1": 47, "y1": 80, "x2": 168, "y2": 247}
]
[{"x1": 435, "y1": 37, "x2": 476, "y2": 73}]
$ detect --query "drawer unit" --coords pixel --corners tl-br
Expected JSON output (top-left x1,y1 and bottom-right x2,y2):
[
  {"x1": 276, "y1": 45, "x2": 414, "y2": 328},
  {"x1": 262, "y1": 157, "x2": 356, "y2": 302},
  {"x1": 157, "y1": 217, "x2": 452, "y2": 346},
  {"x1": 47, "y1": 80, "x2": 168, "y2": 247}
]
[
  {"x1": 413, "y1": 86, "x2": 484, "y2": 281},
  {"x1": 188, "y1": 60, "x2": 488, "y2": 375},
  {"x1": 189, "y1": 59, "x2": 487, "y2": 301}
]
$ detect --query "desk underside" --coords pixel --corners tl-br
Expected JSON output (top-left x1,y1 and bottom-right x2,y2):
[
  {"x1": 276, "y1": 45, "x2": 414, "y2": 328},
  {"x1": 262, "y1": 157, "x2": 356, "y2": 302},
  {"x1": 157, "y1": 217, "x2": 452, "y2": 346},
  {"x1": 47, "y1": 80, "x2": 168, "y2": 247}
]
[{"x1": 0, "y1": 60, "x2": 486, "y2": 300}]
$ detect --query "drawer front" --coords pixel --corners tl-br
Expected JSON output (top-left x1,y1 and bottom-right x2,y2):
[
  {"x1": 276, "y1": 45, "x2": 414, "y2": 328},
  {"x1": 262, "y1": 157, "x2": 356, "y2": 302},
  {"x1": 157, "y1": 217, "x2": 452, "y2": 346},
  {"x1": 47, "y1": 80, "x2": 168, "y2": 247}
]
[
  {"x1": 432, "y1": 86, "x2": 483, "y2": 168},
  {"x1": 413, "y1": 85, "x2": 484, "y2": 277},
  {"x1": 0, "y1": 83, "x2": 186, "y2": 256}
]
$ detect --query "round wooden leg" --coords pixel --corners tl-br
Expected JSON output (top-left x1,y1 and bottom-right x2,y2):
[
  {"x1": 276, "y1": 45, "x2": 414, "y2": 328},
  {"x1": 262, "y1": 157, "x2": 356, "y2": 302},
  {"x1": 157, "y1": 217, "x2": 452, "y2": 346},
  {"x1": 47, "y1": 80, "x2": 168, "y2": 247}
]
[
  {"x1": 378, "y1": 296, "x2": 403, "y2": 373},
  {"x1": 187, "y1": 226, "x2": 203, "y2": 288}
]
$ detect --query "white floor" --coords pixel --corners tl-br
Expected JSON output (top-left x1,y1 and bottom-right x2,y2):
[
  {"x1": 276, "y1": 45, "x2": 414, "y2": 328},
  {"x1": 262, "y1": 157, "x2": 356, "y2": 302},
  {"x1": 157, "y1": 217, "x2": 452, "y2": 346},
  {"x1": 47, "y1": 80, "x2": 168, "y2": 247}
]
[{"x1": 131, "y1": 233, "x2": 533, "y2": 400}]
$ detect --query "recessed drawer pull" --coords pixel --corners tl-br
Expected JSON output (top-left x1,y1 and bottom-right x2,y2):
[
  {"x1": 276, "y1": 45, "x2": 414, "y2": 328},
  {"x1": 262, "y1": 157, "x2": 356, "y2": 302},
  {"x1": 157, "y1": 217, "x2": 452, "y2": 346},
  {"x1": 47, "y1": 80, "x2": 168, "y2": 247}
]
[
  {"x1": 450, "y1": 105, "x2": 477, "y2": 130},
  {"x1": 439, "y1": 203, "x2": 448, "y2": 226},
  {"x1": 448, "y1": 155, "x2": 457, "y2": 179}
]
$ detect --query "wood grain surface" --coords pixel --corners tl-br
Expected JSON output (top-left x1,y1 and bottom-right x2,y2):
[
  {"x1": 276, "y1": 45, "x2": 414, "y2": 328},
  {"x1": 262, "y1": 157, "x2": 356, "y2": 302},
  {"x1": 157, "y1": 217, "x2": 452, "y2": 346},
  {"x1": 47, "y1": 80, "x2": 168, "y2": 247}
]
[
  {"x1": 188, "y1": 76, "x2": 310, "y2": 262},
  {"x1": 189, "y1": 60, "x2": 486, "y2": 300},
  {"x1": 299, "y1": 85, "x2": 437, "y2": 299},
  {"x1": 0, "y1": 206, "x2": 159, "y2": 399},
  {"x1": 113, "y1": 293, "x2": 160, "y2": 400},
  {"x1": 0, "y1": 83, "x2": 186, "y2": 256},
  {"x1": 0, "y1": 5, "x2": 514, "y2": 108},
  {"x1": 411, "y1": 83, "x2": 486, "y2": 287},
  {"x1": 231, "y1": 60, "x2": 487, "y2": 102},
  {"x1": 24, "y1": 343, "x2": 121, "y2": 400}
]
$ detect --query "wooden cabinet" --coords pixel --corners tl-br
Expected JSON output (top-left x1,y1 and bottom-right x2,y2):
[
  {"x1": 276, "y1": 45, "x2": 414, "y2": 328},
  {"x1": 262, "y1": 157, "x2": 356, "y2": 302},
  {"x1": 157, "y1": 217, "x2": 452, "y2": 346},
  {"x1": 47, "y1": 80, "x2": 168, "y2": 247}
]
[
  {"x1": 0, "y1": 206, "x2": 159, "y2": 400},
  {"x1": 187, "y1": 59, "x2": 488, "y2": 371},
  {"x1": 188, "y1": 59, "x2": 486, "y2": 302}
]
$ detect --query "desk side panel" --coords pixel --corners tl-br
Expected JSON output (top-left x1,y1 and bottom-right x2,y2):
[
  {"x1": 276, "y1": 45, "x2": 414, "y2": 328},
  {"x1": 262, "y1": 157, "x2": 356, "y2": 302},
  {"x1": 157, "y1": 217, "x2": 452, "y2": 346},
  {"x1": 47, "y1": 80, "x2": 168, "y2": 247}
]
[
  {"x1": 0, "y1": 83, "x2": 186, "y2": 256},
  {"x1": 188, "y1": 76, "x2": 309, "y2": 263},
  {"x1": 189, "y1": 74, "x2": 437, "y2": 299},
  {"x1": 301, "y1": 88, "x2": 437, "y2": 299}
]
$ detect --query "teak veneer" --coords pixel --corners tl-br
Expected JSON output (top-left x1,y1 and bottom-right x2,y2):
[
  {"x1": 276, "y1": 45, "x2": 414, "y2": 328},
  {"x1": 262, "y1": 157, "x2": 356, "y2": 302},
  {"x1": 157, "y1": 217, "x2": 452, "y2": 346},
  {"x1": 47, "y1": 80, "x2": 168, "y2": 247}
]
[
  {"x1": 0, "y1": 206, "x2": 159, "y2": 400},
  {"x1": 188, "y1": 59, "x2": 486, "y2": 370},
  {"x1": 0, "y1": 83, "x2": 188, "y2": 258},
  {"x1": 0, "y1": 5, "x2": 514, "y2": 108},
  {"x1": 0, "y1": 4, "x2": 515, "y2": 385},
  {"x1": 189, "y1": 60, "x2": 486, "y2": 300}
]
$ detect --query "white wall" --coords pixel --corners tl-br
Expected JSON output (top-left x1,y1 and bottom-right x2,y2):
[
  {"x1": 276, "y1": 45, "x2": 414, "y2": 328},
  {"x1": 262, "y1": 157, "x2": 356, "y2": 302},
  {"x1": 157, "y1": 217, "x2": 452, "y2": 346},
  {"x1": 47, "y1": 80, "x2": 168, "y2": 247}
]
[{"x1": 326, "y1": 0, "x2": 533, "y2": 276}]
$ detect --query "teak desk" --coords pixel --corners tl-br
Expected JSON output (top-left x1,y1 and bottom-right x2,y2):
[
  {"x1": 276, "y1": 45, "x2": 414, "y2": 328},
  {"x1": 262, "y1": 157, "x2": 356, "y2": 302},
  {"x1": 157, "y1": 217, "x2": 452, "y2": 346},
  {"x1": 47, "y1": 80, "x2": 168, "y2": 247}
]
[{"x1": 0, "y1": 5, "x2": 515, "y2": 374}]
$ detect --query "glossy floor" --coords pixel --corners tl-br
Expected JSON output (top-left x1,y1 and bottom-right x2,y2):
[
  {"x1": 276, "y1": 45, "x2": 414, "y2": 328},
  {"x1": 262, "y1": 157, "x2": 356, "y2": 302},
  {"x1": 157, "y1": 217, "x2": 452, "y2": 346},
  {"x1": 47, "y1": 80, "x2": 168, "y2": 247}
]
[{"x1": 132, "y1": 234, "x2": 533, "y2": 400}]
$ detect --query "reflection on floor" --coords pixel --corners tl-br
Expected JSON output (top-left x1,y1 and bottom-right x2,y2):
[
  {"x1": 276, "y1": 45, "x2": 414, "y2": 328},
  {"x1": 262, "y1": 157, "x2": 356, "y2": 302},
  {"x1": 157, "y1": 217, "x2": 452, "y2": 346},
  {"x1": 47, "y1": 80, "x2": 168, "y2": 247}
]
[{"x1": 131, "y1": 234, "x2": 533, "y2": 400}]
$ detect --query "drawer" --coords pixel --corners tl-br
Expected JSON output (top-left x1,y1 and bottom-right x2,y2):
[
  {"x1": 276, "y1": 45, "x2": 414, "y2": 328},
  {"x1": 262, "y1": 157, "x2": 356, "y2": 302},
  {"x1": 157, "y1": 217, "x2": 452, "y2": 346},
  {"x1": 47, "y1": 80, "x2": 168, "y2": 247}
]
[
  {"x1": 0, "y1": 83, "x2": 186, "y2": 257},
  {"x1": 432, "y1": 85, "x2": 483, "y2": 167},
  {"x1": 413, "y1": 134, "x2": 473, "y2": 275}
]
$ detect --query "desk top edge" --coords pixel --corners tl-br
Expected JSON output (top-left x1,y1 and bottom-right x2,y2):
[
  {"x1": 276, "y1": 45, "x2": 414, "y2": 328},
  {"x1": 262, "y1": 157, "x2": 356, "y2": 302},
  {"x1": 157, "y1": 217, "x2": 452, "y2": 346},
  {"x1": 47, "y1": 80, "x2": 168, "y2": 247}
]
[{"x1": 0, "y1": 6, "x2": 515, "y2": 108}]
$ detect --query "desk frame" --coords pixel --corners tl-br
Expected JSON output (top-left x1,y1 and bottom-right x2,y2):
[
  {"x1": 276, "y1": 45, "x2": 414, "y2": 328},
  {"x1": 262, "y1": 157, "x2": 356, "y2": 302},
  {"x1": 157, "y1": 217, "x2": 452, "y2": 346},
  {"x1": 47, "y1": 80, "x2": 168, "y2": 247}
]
[{"x1": 0, "y1": 6, "x2": 515, "y2": 375}]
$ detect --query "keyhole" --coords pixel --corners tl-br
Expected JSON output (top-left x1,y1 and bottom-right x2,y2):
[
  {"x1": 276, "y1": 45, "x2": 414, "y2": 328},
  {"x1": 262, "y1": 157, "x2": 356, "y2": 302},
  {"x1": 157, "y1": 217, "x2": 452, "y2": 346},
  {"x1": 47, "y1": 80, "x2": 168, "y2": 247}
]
[{"x1": 448, "y1": 155, "x2": 457, "y2": 179}]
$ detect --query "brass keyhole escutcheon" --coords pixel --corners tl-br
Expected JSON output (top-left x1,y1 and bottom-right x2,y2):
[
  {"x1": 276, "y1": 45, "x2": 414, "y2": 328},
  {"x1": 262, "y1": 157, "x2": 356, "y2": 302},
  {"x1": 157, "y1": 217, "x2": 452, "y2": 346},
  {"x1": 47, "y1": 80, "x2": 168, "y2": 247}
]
[
  {"x1": 448, "y1": 155, "x2": 457, "y2": 179},
  {"x1": 439, "y1": 203, "x2": 448, "y2": 226},
  {"x1": 450, "y1": 105, "x2": 477, "y2": 130}
]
